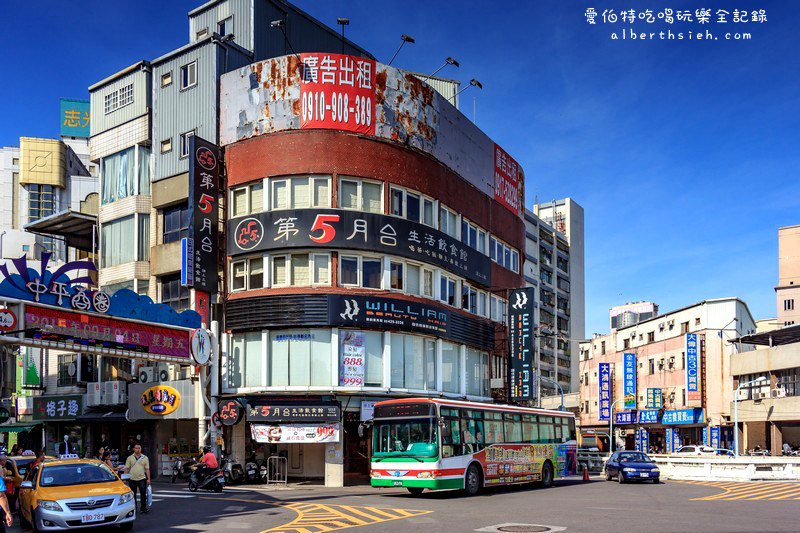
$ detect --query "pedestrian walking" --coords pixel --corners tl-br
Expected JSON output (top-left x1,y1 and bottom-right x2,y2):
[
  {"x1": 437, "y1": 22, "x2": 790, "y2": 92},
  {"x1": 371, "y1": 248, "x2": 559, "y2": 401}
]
[{"x1": 123, "y1": 443, "x2": 151, "y2": 514}]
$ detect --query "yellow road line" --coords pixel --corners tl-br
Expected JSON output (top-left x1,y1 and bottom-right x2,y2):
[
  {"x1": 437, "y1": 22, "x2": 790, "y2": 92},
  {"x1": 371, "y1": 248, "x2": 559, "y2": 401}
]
[
  {"x1": 753, "y1": 486, "x2": 800, "y2": 500},
  {"x1": 678, "y1": 480, "x2": 800, "y2": 501}
]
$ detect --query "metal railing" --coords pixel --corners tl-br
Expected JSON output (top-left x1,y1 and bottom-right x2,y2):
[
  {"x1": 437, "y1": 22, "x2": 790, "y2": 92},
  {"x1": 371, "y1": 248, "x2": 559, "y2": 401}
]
[{"x1": 267, "y1": 455, "x2": 288, "y2": 485}]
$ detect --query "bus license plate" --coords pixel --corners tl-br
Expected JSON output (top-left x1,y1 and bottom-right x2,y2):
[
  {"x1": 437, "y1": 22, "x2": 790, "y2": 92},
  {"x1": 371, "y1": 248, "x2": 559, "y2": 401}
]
[
  {"x1": 393, "y1": 481, "x2": 403, "y2": 486},
  {"x1": 81, "y1": 513, "x2": 104, "y2": 523}
]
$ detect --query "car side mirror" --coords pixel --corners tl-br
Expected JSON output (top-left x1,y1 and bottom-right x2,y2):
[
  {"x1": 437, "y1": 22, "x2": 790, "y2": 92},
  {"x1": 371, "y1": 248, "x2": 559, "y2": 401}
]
[
  {"x1": 20, "y1": 481, "x2": 32, "y2": 489},
  {"x1": 120, "y1": 474, "x2": 131, "y2": 481}
]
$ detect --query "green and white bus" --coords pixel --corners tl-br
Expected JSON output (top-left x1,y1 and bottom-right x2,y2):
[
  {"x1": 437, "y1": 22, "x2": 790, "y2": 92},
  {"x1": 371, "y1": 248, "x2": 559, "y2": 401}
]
[{"x1": 369, "y1": 398, "x2": 577, "y2": 496}]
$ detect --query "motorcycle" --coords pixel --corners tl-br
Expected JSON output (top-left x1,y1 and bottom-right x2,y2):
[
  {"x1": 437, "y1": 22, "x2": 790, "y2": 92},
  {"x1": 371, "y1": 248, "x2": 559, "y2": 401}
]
[
  {"x1": 172, "y1": 456, "x2": 198, "y2": 483},
  {"x1": 244, "y1": 455, "x2": 260, "y2": 483},
  {"x1": 221, "y1": 453, "x2": 245, "y2": 485},
  {"x1": 188, "y1": 466, "x2": 225, "y2": 493}
]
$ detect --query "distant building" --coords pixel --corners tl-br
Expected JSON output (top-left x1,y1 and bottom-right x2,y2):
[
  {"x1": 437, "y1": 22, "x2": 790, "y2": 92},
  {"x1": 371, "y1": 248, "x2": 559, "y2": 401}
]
[
  {"x1": 609, "y1": 301, "x2": 659, "y2": 330},
  {"x1": 776, "y1": 225, "x2": 800, "y2": 327}
]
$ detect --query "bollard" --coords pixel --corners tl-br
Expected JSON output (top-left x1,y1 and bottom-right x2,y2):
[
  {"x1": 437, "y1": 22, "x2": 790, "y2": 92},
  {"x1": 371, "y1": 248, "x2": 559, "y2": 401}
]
[{"x1": 583, "y1": 466, "x2": 589, "y2": 482}]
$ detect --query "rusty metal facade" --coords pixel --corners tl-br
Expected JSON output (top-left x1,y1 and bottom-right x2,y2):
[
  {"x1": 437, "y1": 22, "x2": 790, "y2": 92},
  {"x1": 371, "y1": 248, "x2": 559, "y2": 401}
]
[{"x1": 220, "y1": 54, "x2": 518, "y2": 207}]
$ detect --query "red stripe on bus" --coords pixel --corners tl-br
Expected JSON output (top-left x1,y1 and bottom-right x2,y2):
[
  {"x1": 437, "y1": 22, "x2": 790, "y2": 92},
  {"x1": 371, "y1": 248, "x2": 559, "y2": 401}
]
[{"x1": 373, "y1": 468, "x2": 465, "y2": 477}]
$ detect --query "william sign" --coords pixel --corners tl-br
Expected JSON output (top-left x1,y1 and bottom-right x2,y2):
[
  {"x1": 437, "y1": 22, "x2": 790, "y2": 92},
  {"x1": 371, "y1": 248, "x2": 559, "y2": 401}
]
[{"x1": 508, "y1": 287, "x2": 535, "y2": 402}]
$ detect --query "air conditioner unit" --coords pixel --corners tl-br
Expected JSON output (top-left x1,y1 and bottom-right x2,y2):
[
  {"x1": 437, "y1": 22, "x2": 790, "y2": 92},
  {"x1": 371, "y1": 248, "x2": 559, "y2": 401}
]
[
  {"x1": 156, "y1": 364, "x2": 171, "y2": 382},
  {"x1": 736, "y1": 389, "x2": 749, "y2": 401},
  {"x1": 657, "y1": 360, "x2": 665, "y2": 370},
  {"x1": 667, "y1": 319, "x2": 675, "y2": 326},
  {"x1": 104, "y1": 381, "x2": 125, "y2": 404},
  {"x1": 658, "y1": 322, "x2": 665, "y2": 330},
  {"x1": 138, "y1": 367, "x2": 155, "y2": 384},
  {"x1": 86, "y1": 383, "x2": 104, "y2": 406},
  {"x1": 166, "y1": 365, "x2": 180, "y2": 382},
  {"x1": 771, "y1": 388, "x2": 786, "y2": 399},
  {"x1": 180, "y1": 366, "x2": 195, "y2": 380},
  {"x1": 754, "y1": 391, "x2": 768, "y2": 400},
  {"x1": 630, "y1": 332, "x2": 636, "y2": 338}
]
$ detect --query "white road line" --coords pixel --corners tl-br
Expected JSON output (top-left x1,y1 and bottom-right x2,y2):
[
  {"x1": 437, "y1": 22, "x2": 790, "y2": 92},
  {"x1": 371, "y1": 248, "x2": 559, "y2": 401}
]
[{"x1": 153, "y1": 493, "x2": 194, "y2": 498}]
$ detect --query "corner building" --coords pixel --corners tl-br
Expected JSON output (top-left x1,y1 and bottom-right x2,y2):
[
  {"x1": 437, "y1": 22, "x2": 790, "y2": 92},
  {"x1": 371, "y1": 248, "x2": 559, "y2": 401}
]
[{"x1": 219, "y1": 53, "x2": 526, "y2": 485}]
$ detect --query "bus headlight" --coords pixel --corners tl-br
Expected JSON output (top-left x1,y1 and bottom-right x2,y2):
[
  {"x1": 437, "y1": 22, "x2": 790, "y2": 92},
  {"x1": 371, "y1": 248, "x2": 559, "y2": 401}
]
[
  {"x1": 371, "y1": 470, "x2": 380, "y2": 478},
  {"x1": 416, "y1": 471, "x2": 431, "y2": 478}
]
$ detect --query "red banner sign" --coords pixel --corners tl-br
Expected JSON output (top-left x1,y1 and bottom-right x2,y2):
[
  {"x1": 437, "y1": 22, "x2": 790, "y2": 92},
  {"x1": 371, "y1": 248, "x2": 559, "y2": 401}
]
[
  {"x1": 25, "y1": 305, "x2": 191, "y2": 360},
  {"x1": 494, "y1": 143, "x2": 524, "y2": 216},
  {"x1": 300, "y1": 53, "x2": 375, "y2": 135}
]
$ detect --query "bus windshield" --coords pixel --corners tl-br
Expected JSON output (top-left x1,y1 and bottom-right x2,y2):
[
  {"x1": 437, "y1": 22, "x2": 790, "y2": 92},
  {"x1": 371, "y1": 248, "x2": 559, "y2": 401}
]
[{"x1": 374, "y1": 418, "x2": 437, "y2": 457}]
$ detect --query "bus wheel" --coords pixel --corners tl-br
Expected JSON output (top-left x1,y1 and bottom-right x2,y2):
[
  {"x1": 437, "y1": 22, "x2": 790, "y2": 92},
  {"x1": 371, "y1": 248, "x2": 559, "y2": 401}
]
[
  {"x1": 407, "y1": 487, "x2": 424, "y2": 496},
  {"x1": 464, "y1": 464, "x2": 481, "y2": 496},
  {"x1": 540, "y1": 461, "x2": 554, "y2": 488}
]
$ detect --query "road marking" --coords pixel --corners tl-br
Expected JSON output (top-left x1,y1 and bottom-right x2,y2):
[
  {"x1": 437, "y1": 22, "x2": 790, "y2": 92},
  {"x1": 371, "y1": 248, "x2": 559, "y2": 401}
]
[{"x1": 677, "y1": 480, "x2": 800, "y2": 501}]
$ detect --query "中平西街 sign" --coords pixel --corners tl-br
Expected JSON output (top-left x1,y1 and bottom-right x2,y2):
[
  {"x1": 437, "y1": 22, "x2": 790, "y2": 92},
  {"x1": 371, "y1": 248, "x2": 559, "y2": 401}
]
[
  {"x1": 508, "y1": 288, "x2": 536, "y2": 401},
  {"x1": 140, "y1": 385, "x2": 181, "y2": 416},
  {"x1": 250, "y1": 423, "x2": 340, "y2": 444},
  {"x1": 246, "y1": 401, "x2": 340, "y2": 424},
  {"x1": 598, "y1": 363, "x2": 611, "y2": 421},
  {"x1": 623, "y1": 352, "x2": 636, "y2": 409},
  {"x1": 24, "y1": 305, "x2": 191, "y2": 360},
  {"x1": 228, "y1": 209, "x2": 491, "y2": 286},
  {"x1": 33, "y1": 395, "x2": 82, "y2": 421},
  {"x1": 300, "y1": 53, "x2": 375, "y2": 135},
  {"x1": 685, "y1": 333, "x2": 701, "y2": 401},
  {"x1": 185, "y1": 136, "x2": 220, "y2": 294}
]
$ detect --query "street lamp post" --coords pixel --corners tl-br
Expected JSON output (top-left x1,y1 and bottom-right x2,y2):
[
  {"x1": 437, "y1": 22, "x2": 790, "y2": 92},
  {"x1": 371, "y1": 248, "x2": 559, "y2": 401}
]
[
  {"x1": 541, "y1": 375, "x2": 564, "y2": 411},
  {"x1": 734, "y1": 376, "x2": 768, "y2": 457},
  {"x1": 608, "y1": 397, "x2": 626, "y2": 452}
]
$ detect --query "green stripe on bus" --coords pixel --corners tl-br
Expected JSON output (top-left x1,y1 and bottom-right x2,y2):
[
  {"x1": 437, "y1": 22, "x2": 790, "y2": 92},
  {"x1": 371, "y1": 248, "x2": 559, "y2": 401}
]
[{"x1": 371, "y1": 478, "x2": 463, "y2": 490}]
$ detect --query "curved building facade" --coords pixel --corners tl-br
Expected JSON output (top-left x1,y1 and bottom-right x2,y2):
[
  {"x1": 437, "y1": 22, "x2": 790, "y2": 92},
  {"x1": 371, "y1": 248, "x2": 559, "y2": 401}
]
[{"x1": 219, "y1": 53, "x2": 526, "y2": 484}]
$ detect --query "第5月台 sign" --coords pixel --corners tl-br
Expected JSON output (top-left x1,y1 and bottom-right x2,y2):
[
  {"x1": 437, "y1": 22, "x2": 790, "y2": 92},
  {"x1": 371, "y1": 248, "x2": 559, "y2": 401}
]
[{"x1": 141, "y1": 385, "x2": 181, "y2": 416}]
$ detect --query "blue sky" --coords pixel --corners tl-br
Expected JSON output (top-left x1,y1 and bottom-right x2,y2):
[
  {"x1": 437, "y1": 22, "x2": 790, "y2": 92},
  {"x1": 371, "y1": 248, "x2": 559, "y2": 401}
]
[{"x1": 2, "y1": 1, "x2": 797, "y2": 336}]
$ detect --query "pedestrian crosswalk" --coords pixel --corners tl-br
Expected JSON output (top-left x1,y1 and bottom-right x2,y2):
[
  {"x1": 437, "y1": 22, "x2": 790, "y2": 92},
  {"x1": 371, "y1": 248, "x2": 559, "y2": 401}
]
[
  {"x1": 151, "y1": 488, "x2": 209, "y2": 503},
  {"x1": 680, "y1": 480, "x2": 800, "y2": 501}
]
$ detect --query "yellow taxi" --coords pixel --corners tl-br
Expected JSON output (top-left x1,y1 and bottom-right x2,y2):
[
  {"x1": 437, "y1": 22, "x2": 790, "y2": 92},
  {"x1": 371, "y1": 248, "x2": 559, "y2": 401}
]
[
  {"x1": 18, "y1": 458, "x2": 136, "y2": 531},
  {"x1": 5, "y1": 455, "x2": 55, "y2": 510}
]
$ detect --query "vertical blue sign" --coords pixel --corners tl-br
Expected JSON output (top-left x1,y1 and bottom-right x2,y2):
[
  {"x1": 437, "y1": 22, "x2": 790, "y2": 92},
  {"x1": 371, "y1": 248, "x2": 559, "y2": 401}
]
[
  {"x1": 181, "y1": 237, "x2": 194, "y2": 286},
  {"x1": 672, "y1": 428, "x2": 682, "y2": 450},
  {"x1": 623, "y1": 352, "x2": 636, "y2": 409},
  {"x1": 508, "y1": 287, "x2": 536, "y2": 401},
  {"x1": 703, "y1": 426, "x2": 709, "y2": 446},
  {"x1": 710, "y1": 427, "x2": 721, "y2": 449},
  {"x1": 640, "y1": 429, "x2": 649, "y2": 453},
  {"x1": 685, "y1": 333, "x2": 700, "y2": 400},
  {"x1": 59, "y1": 98, "x2": 90, "y2": 138},
  {"x1": 646, "y1": 387, "x2": 662, "y2": 409},
  {"x1": 598, "y1": 363, "x2": 611, "y2": 421}
]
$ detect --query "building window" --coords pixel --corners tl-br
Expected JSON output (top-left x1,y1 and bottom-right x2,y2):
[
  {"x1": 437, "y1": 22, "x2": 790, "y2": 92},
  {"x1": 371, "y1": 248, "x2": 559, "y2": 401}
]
[
  {"x1": 466, "y1": 347, "x2": 489, "y2": 397},
  {"x1": 103, "y1": 83, "x2": 133, "y2": 115},
  {"x1": 271, "y1": 253, "x2": 330, "y2": 287},
  {"x1": 389, "y1": 260, "x2": 404, "y2": 291},
  {"x1": 491, "y1": 236, "x2": 519, "y2": 272},
  {"x1": 102, "y1": 280, "x2": 134, "y2": 295},
  {"x1": 231, "y1": 181, "x2": 264, "y2": 217},
  {"x1": 681, "y1": 321, "x2": 690, "y2": 334},
  {"x1": 27, "y1": 184, "x2": 56, "y2": 221},
  {"x1": 339, "y1": 178, "x2": 381, "y2": 213},
  {"x1": 12, "y1": 158, "x2": 19, "y2": 166},
  {"x1": 556, "y1": 256, "x2": 569, "y2": 272},
  {"x1": 391, "y1": 334, "x2": 436, "y2": 390},
  {"x1": 218, "y1": 17, "x2": 232, "y2": 36},
  {"x1": 439, "y1": 274, "x2": 457, "y2": 307},
  {"x1": 160, "y1": 138, "x2": 172, "y2": 153},
  {"x1": 462, "y1": 284, "x2": 477, "y2": 314},
  {"x1": 785, "y1": 299, "x2": 795, "y2": 311},
  {"x1": 439, "y1": 204, "x2": 458, "y2": 238},
  {"x1": 227, "y1": 331, "x2": 263, "y2": 388},
  {"x1": 160, "y1": 274, "x2": 190, "y2": 312},
  {"x1": 101, "y1": 147, "x2": 136, "y2": 204},
  {"x1": 231, "y1": 256, "x2": 264, "y2": 292},
  {"x1": 181, "y1": 61, "x2": 197, "y2": 89},
  {"x1": 461, "y1": 218, "x2": 487, "y2": 255},
  {"x1": 269, "y1": 329, "x2": 332, "y2": 386},
  {"x1": 137, "y1": 279, "x2": 150, "y2": 296},
  {"x1": 339, "y1": 255, "x2": 381, "y2": 289},
  {"x1": 600, "y1": 341, "x2": 606, "y2": 355},
  {"x1": 490, "y1": 295, "x2": 507, "y2": 323},
  {"x1": 57, "y1": 354, "x2": 78, "y2": 387},
  {"x1": 101, "y1": 215, "x2": 135, "y2": 267},
  {"x1": 161, "y1": 72, "x2": 172, "y2": 87},
  {"x1": 163, "y1": 203, "x2": 191, "y2": 244},
  {"x1": 623, "y1": 338, "x2": 630, "y2": 349},
  {"x1": 441, "y1": 341, "x2": 461, "y2": 393},
  {"x1": 179, "y1": 130, "x2": 195, "y2": 158},
  {"x1": 778, "y1": 368, "x2": 800, "y2": 397},
  {"x1": 389, "y1": 186, "x2": 434, "y2": 226},
  {"x1": 270, "y1": 176, "x2": 330, "y2": 210}
]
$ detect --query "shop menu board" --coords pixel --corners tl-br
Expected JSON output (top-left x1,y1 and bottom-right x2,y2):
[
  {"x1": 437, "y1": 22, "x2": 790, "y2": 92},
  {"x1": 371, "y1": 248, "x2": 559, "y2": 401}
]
[
  {"x1": 339, "y1": 330, "x2": 365, "y2": 386},
  {"x1": 246, "y1": 401, "x2": 340, "y2": 423}
]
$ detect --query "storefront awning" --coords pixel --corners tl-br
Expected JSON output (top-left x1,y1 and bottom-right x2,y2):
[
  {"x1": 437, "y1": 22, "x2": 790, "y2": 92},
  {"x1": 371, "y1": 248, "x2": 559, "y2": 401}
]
[
  {"x1": 76, "y1": 409, "x2": 128, "y2": 423},
  {"x1": 0, "y1": 423, "x2": 40, "y2": 433},
  {"x1": 23, "y1": 209, "x2": 97, "y2": 252}
]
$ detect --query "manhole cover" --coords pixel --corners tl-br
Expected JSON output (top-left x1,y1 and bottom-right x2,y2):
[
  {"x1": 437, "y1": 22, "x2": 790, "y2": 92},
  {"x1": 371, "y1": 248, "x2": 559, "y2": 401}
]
[{"x1": 497, "y1": 527, "x2": 551, "y2": 533}]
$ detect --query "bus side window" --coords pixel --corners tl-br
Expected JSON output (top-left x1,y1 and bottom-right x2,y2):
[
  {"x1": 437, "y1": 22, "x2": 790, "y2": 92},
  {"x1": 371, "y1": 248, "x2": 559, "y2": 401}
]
[
  {"x1": 568, "y1": 418, "x2": 577, "y2": 441},
  {"x1": 504, "y1": 414, "x2": 523, "y2": 443},
  {"x1": 442, "y1": 419, "x2": 462, "y2": 458},
  {"x1": 522, "y1": 415, "x2": 538, "y2": 444}
]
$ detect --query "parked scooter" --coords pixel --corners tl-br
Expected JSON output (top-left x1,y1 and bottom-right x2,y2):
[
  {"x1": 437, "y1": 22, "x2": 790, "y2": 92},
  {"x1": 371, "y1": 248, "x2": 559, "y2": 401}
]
[
  {"x1": 221, "y1": 453, "x2": 245, "y2": 485},
  {"x1": 188, "y1": 465, "x2": 225, "y2": 493},
  {"x1": 172, "y1": 456, "x2": 198, "y2": 483},
  {"x1": 244, "y1": 454, "x2": 260, "y2": 483}
]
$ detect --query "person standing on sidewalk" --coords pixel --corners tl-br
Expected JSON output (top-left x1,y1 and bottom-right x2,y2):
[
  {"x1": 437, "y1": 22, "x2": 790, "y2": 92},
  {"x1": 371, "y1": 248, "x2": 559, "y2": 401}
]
[{"x1": 123, "y1": 443, "x2": 150, "y2": 514}]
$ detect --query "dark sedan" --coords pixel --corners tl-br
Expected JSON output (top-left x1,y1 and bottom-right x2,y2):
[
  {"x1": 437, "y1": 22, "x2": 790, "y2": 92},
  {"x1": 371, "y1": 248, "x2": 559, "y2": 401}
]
[{"x1": 604, "y1": 451, "x2": 660, "y2": 483}]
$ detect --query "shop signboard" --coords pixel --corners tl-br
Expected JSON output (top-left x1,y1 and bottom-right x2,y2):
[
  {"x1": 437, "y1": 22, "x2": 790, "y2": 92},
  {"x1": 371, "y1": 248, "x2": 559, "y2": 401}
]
[
  {"x1": 0, "y1": 308, "x2": 17, "y2": 331},
  {"x1": 638, "y1": 409, "x2": 659, "y2": 424},
  {"x1": 662, "y1": 408, "x2": 704, "y2": 425},
  {"x1": 623, "y1": 353, "x2": 636, "y2": 409},
  {"x1": 250, "y1": 423, "x2": 340, "y2": 444},
  {"x1": 190, "y1": 328, "x2": 212, "y2": 365},
  {"x1": 228, "y1": 209, "x2": 491, "y2": 286},
  {"x1": 672, "y1": 428, "x2": 682, "y2": 450},
  {"x1": 598, "y1": 363, "x2": 611, "y2": 421},
  {"x1": 646, "y1": 387, "x2": 662, "y2": 409},
  {"x1": 710, "y1": 426, "x2": 721, "y2": 449},
  {"x1": 22, "y1": 348, "x2": 42, "y2": 387},
  {"x1": 219, "y1": 399, "x2": 244, "y2": 426},
  {"x1": 329, "y1": 294, "x2": 447, "y2": 336},
  {"x1": 246, "y1": 401, "x2": 340, "y2": 424},
  {"x1": 508, "y1": 287, "x2": 536, "y2": 402},
  {"x1": 493, "y1": 143, "x2": 524, "y2": 216},
  {"x1": 614, "y1": 411, "x2": 635, "y2": 425},
  {"x1": 60, "y1": 98, "x2": 90, "y2": 138},
  {"x1": 140, "y1": 385, "x2": 181, "y2": 416},
  {"x1": 33, "y1": 395, "x2": 82, "y2": 421},
  {"x1": 685, "y1": 333, "x2": 701, "y2": 401},
  {"x1": 360, "y1": 400, "x2": 376, "y2": 421},
  {"x1": 24, "y1": 305, "x2": 192, "y2": 360},
  {"x1": 339, "y1": 330, "x2": 365, "y2": 386},
  {"x1": 186, "y1": 136, "x2": 220, "y2": 294},
  {"x1": 636, "y1": 428, "x2": 649, "y2": 452}
]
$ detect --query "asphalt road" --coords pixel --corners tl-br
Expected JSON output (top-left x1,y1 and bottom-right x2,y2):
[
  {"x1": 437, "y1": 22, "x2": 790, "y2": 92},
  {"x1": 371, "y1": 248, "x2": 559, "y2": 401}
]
[{"x1": 8, "y1": 477, "x2": 800, "y2": 532}]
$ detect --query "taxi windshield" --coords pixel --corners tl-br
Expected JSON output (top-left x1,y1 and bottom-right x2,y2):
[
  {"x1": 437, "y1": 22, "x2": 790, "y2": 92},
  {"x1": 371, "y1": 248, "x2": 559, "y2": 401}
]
[{"x1": 40, "y1": 464, "x2": 118, "y2": 487}]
